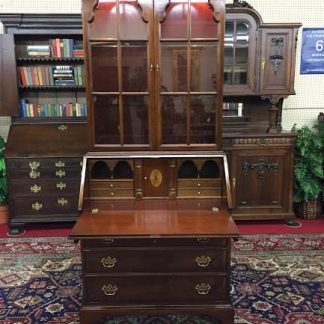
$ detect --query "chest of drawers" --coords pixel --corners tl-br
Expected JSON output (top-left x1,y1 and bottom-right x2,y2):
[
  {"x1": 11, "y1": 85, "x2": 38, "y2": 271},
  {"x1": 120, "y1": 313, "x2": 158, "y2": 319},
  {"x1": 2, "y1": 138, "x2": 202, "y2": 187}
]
[
  {"x1": 70, "y1": 199, "x2": 239, "y2": 324},
  {"x1": 5, "y1": 123, "x2": 87, "y2": 235}
]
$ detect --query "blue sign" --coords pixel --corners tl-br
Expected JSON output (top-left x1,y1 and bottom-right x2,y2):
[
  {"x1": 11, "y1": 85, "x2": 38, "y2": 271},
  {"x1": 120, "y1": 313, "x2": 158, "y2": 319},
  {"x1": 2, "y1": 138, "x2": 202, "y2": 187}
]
[{"x1": 300, "y1": 28, "x2": 324, "y2": 74}]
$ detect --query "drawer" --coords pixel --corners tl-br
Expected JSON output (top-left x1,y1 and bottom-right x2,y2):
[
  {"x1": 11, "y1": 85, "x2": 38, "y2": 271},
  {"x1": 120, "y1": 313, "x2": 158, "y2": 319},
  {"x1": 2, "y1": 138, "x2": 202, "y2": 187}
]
[
  {"x1": 83, "y1": 247, "x2": 227, "y2": 273},
  {"x1": 9, "y1": 179, "x2": 81, "y2": 195},
  {"x1": 12, "y1": 195, "x2": 79, "y2": 216},
  {"x1": 82, "y1": 237, "x2": 228, "y2": 248},
  {"x1": 90, "y1": 180, "x2": 134, "y2": 189},
  {"x1": 177, "y1": 179, "x2": 220, "y2": 189},
  {"x1": 7, "y1": 158, "x2": 82, "y2": 170},
  {"x1": 83, "y1": 274, "x2": 228, "y2": 304},
  {"x1": 177, "y1": 188, "x2": 221, "y2": 198},
  {"x1": 8, "y1": 167, "x2": 82, "y2": 180},
  {"x1": 89, "y1": 188, "x2": 134, "y2": 199}
]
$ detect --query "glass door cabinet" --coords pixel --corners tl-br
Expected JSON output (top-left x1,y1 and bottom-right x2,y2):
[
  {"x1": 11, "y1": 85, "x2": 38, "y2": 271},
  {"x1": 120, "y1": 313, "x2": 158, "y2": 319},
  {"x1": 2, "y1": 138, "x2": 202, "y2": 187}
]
[{"x1": 82, "y1": 0, "x2": 225, "y2": 151}]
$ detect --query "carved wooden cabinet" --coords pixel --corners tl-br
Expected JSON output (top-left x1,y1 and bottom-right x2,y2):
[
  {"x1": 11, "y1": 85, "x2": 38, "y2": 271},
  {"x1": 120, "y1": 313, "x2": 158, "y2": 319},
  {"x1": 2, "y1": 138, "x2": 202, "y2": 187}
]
[{"x1": 225, "y1": 133, "x2": 295, "y2": 220}]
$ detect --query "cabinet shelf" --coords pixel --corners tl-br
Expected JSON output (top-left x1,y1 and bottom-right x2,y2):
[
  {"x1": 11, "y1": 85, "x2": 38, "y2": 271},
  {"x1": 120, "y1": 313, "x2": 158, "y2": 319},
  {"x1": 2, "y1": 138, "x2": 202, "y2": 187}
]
[
  {"x1": 17, "y1": 57, "x2": 84, "y2": 63},
  {"x1": 19, "y1": 85, "x2": 85, "y2": 90}
]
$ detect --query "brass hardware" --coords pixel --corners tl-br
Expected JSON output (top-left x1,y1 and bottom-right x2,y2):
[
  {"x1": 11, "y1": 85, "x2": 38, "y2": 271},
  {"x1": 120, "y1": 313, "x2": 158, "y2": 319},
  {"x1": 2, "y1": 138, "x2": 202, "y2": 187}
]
[
  {"x1": 197, "y1": 237, "x2": 210, "y2": 244},
  {"x1": 29, "y1": 170, "x2": 40, "y2": 179},
  {"x1": 29, "y1": 161, "x2": 40, "y2": 170},
  {"x1": 101, "y1": 256, "x2": 117, "y2": 268},
  {"x1": 156, "y1": 64, "x2": 159, "y2": 72},
  {"x1": 232, "y1": 177, "x2": 236, "y2": 189},
  {"x1": 58, "y1": 124, "x2": 68, "y2": 131},
  {"x1": 110, "y1": 192, "x2": 114, "y2": 196},
  {"x1": 103, "y1": 238, "x2": 114, "y2": 244},
  {"x1": 195, "y1": 255, "x2": 212, "y2": 268},
  {"x1": 58, "y1": 198, "x2": 68, "y2": 206},
  {"x1": 150, "y1": 63, "x2": 154, "y2": 72},
  {"x1": 56, "y1": 182, "x2": 67, "y2": 190},
  {"x1": 56, "y1": 170, "x2": 66, "y2": 178},
  {"x1": 55, "y1": 161, "x2": 65, "y2": 167},
  {"x1": 212, "y1": 207, "x2": 219, "y2": 213},
  {"x1": 30, "y1": 184, "x2": 41, "y2": 193},
  {"x1": 109, "y1": 184, "x2": 114, "y2": 188},
  {"x1": 92, "y1": 208, "x2": 99, "y2": 214},
  {"x1": 197, "y1": 183, "x2": 201, "y2": 187},
  {"x1": 197, "y1": 191, "x2": 201, "y2": 195},
  {"x1": 149, "y1": 169, "x2": 163, "y2": 188},
  {"x1": 32, "y1": 202, "x2": 43, "y2": 211},
  {"x1": 195, "y1": 283, "x2": 211, "y2": 295},
  {"x1": 144, "y1": 176, "x2": 148, "y2": 180},
  {"x1": 102, "y1": 284, "x2": 118, "y2": 296},
  {"x1": 262, "y1": 57, "x2": 265, "y2": 70},
  {"x1": 242, "y1": 160, "x2": 279, "y2": 179}
]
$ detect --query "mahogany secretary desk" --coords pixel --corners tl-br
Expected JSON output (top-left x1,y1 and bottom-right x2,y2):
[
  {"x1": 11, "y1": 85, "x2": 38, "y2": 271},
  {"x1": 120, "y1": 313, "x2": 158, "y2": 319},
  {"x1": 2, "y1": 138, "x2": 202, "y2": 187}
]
[{"x1": 70, "y1": 0, "x2": 240, "y2": 323}]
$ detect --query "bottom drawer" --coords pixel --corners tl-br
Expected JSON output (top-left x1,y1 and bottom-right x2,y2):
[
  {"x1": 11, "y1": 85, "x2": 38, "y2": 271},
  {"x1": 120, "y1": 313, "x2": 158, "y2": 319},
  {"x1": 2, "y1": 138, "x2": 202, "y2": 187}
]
[{"x1": 84, "y1": 274, "x2": 228, "y2": 304}]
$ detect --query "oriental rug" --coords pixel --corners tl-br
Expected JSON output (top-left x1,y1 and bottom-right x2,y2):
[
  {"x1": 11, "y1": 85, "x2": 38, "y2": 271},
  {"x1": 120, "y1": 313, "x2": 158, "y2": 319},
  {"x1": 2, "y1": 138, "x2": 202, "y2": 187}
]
[{"x1": 0, "y1": 234, "x2": 323, "y2": 323}]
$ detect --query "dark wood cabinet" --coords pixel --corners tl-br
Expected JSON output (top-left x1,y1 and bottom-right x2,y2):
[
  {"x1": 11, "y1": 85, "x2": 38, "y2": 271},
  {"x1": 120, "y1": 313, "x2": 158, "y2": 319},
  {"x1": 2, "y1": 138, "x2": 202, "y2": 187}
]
[
  {"x1": 225, "y1": 133, "x2": 295, "y2": 220},
  {"x1": 5, "y1": 123, "x2": 87, "y2": 234}
]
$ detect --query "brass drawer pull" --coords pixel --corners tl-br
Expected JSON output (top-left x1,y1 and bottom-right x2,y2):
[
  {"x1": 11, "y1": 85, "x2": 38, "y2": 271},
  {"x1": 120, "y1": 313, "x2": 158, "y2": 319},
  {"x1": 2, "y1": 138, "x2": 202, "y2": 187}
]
[
  {"x1": 101, "y1": 256, "x2": 117, "y2": 268},
  {"x1": 56, "y1": 182, "x2": 67, "y2": 190},
  {"x1": 58, "y1": 198, "x2": 68, "y2": 206},
  {"x1": 195, "y1": 255, "x2": 212, "y2": 267},
  {"x1": 32, "y1": 202, "x2": 43, "y2": 211},
  {"x1": 29, "y1": 170, "x2": 40, "y2": 179},
  {"x1": 29, "y1": 161, "x2": 40, "y2": 170},
  {"x1": 102, "y1": 284, "x2": 118, "y2": 296},
  {"x1": 56, "y1": 170, "x2": 66, "y2": 178},
  {"x1": 197, "y1": 237, "x2": 210, "y2": 244},
  {"x1": 195, "y1": 283, "x2": 211, "y2": 295},
  {"x1": 103, "y1": 238, "x2": 114, "y2": 245},
  {"x1": 55, "y1": 161, "x2": 65, "y2": 167},
  {"x1": 30, "y1": 184, "x2": 41, "y2": 193},
  {"x1": 58, "y1": 124, "x2": 68, "y2": 131}
]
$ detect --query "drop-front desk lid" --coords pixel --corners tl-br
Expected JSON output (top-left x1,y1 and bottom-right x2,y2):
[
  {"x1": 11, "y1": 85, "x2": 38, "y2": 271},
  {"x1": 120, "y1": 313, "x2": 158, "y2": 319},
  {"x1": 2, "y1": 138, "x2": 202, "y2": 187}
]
[{"x1": 70, "y1": 199, "x2": 240, "y2": 239}]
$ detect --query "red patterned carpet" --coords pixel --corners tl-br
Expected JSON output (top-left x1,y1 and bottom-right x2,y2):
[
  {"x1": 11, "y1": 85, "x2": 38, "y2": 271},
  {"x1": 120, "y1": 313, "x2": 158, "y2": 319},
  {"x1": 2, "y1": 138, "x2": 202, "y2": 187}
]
[{"x1": 0, "y1": 234, "x2": 323, "y2": 323}]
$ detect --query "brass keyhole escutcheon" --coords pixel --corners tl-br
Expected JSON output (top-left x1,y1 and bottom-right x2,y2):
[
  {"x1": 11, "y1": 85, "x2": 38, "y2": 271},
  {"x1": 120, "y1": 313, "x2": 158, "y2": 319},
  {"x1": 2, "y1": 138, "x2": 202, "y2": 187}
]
[{"x1": 149, "y1": 169, "x2": 163, "y2": 188}]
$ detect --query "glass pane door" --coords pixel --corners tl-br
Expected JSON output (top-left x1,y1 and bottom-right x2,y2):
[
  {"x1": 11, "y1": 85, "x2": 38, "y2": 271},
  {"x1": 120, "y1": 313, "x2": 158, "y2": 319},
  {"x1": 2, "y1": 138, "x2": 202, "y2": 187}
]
[
  {"x1": 157, "y1": 0, "x2": 223, "y2": 148},
  {"x1": 88, "y1": 0, "x2": 151, "y2": 148}
]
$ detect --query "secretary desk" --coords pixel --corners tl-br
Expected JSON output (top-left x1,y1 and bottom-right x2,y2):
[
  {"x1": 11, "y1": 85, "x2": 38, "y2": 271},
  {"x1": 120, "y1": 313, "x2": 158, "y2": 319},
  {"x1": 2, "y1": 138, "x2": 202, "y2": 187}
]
[{"x1": 71, "y1": 0, "x2": 238, "y2": 322}]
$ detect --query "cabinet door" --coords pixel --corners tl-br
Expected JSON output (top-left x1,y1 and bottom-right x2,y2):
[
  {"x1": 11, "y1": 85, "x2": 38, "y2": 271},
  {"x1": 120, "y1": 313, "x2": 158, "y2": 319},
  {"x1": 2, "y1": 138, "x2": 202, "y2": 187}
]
[
  {"x1": 232, "y1": 149, "x2": 293, "y2": 214},
  {"x1": 0, "y1": 34, "x2": 19, "y2": 116},
  {"x1": 223, "y1": 13, "x2": 257, "y2": 95},
  {"x1": 156, "y1": 0, "x2": 224, "y2": 149},
  {"x1": 83, "y1": 0, "x2": 154, "y2": 150},
  {"x1": 259, "y1": 27, "x2": 299, "y2": 95},
  {"x1": 83, "y1": 0, "x2": 225, "y2": 151}
]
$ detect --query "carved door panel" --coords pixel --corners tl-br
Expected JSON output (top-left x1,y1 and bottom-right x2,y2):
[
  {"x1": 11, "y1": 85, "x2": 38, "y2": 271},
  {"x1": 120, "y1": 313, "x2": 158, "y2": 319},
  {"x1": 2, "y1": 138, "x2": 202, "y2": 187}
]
[
  {"x1": 232, "y1": 149, "x2": 292, "y2": 210},
  {"x1": 259, "y1": 27, "x2": 299, "y2": 95},
  {"x1": 142, "y1": 159, "x2": 170, "y2": 197}
]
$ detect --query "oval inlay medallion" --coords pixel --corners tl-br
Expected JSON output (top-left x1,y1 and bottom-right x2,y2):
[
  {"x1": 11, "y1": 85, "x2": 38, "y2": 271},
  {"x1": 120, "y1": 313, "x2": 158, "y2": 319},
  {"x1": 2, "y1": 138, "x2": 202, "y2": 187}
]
[{"x1": 149, "y1": 169, "x2": 163, "y2": 188}]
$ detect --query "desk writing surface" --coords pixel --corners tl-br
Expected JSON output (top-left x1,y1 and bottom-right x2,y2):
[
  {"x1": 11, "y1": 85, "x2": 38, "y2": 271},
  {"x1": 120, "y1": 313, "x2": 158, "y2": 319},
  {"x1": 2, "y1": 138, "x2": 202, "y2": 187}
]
[{"x1": 70, "y1": 199, "x2": 239, "y2": 238}]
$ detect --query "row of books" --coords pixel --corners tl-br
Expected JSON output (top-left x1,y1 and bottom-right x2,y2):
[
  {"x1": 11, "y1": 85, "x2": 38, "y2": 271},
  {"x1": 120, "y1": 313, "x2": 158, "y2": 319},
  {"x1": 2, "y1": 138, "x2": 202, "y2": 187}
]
[
  {"x1": 222, "y1": 102, "x2": 243, "y2": 117},
  {"x1": 27, "y1": 38, "x2": 84, "y2": 58},
  {"x1": 20, "y1": 99, "x2": 87, "y2": 117},
  {"x1": 18, "y1": 65, "x2": 85, "y2": 87}
]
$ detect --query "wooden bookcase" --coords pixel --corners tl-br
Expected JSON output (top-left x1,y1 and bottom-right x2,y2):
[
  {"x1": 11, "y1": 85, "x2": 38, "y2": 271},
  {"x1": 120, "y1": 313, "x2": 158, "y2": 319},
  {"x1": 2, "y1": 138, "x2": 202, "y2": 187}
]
[{"x1": 0, "y1": 14, "x2": 87, "y2": 234}]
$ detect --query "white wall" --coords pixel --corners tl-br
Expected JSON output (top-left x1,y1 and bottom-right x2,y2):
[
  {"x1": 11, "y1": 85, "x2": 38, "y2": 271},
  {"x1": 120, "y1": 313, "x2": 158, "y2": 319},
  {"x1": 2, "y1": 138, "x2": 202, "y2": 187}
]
[{"x1": 0, "y1": 0, "x2": 323, "y2": 137}]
